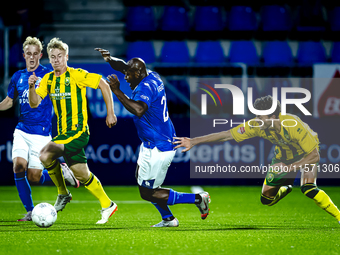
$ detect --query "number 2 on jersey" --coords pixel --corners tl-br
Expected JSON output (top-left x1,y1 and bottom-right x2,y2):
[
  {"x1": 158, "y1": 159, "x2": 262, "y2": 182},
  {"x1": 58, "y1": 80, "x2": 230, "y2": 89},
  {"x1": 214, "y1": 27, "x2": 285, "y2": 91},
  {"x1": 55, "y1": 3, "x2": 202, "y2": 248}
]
[{"x1": 161, "y1": 96, "x2": 169, "y2": 122}]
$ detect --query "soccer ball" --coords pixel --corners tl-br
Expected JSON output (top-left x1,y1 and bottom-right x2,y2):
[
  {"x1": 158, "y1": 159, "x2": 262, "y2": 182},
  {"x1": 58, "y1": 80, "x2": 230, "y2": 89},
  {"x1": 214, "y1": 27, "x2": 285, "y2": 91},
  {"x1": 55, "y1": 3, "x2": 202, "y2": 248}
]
[{"x1": 32, "y1": 203, "x2": 57, "y2": 228}]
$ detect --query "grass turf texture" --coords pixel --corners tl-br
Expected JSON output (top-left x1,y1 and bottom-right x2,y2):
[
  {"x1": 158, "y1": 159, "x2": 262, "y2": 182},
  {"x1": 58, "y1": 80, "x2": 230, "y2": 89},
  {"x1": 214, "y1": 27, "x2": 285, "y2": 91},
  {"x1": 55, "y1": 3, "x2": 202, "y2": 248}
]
[{"x1": 0, "y1": 186, "x2": 339, "y2": 255}]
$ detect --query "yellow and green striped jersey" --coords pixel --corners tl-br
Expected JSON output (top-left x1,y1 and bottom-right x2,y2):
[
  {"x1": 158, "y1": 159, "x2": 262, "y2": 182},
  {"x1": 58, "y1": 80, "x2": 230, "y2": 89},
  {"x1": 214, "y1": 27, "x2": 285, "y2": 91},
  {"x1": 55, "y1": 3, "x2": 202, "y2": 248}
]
[
  {"x1": 36, "y1": 67, "x2": 101, "y2": 135},
  {"x1": 230, "y1": 113, "x2": 319, "y2": 161}
]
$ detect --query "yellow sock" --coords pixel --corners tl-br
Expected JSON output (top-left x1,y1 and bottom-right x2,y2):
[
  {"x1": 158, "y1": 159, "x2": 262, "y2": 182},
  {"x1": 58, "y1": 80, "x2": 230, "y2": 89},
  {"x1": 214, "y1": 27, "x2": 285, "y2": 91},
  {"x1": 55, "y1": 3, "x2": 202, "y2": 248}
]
[
  {"x1": 46, "y1": 160, "x2": 68, "y2": 195},
  {"x1": 84, "y1": 173, "x2": 111, "y2": 208},
  {"x1": 268, "y1": 186, "x2": 290, "y2": 206},
  {"x1": 313, "y1": 190, "x2": 340, "y2": 221}
]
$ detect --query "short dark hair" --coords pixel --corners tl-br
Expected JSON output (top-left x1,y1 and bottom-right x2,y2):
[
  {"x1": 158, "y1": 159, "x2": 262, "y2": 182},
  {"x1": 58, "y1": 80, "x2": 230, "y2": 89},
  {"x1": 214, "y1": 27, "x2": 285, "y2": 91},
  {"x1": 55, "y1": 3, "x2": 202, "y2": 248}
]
[{"x1": 253, "y1": 95, "x2": 281, "y2": 118}]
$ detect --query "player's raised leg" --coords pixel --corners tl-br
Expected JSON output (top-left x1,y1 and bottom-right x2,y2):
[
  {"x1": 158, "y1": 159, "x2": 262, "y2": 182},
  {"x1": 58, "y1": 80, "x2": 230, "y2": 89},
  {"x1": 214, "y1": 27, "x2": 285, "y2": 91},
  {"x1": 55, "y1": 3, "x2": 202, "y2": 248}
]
[
  {"x1": 70, "y1": 163, "x2": 117, "y2": 224},
  {"x1": 300, "y1": 166, "x2": 340, "y2": 223},
  {"x1": 261, "y1": 182, "x2": 292, "y2": 206}
]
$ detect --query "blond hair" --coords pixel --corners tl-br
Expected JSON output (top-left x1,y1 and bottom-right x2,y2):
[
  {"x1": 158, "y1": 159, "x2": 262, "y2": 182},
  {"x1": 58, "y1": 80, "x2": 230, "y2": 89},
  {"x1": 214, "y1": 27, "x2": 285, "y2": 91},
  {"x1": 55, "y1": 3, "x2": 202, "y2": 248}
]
[
  {"x1": 47, "y1": 37, "x2": 69, "y2": 55},
  {"x1": 22, "y1": 36, "x2": 43, "y2": 52}
]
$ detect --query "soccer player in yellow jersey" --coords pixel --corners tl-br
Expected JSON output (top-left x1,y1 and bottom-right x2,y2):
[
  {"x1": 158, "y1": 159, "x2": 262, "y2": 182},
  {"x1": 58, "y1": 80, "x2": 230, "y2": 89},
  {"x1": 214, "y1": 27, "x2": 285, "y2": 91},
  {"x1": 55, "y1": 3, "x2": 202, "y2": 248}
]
[
  {"x1": 174, "y1": 95, "x2": 340, "y2": 225},
  {"x1": 28, "y1": 38, "x2": 118, "y2": 224}
]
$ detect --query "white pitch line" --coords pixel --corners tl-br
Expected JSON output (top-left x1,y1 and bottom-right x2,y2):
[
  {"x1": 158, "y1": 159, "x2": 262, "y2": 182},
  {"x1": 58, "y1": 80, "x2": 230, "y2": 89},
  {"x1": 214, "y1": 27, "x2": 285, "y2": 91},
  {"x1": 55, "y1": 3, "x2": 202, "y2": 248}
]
[{"x1": 1, "y1": 200, "x2": 148, "y2": 204}]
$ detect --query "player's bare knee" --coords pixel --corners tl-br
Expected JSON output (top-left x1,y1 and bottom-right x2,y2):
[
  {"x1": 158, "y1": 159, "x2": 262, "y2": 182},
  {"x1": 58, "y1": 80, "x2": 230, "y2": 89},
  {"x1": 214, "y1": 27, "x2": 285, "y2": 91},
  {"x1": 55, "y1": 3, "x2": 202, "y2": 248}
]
[
  {"x1": 27, "y1": 170, "x2": 41, "y2": 183},
  {"x1": 13, "y1": 163, "x2": 26, "y2": 174}
]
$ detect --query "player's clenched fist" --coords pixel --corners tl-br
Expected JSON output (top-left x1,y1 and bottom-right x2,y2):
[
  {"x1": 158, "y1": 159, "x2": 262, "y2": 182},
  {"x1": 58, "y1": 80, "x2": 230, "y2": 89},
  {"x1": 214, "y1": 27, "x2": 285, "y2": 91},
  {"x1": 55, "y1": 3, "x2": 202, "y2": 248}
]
[
  {"x1": 107, "y1": 74, "x2": 120, "y2": 93},
  {"x1": 28, "y1": 72, "x2": 38, "y2": 88}
]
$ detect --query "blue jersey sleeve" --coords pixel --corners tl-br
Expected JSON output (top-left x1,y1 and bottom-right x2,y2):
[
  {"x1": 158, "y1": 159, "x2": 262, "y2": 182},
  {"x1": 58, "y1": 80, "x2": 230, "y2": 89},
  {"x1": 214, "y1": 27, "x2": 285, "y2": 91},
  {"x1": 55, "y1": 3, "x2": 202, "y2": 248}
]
[
  {"x1": 7, "y1": 72, "x2": 20, "y2": 99},
  {"x1": 134, "y1": 83, "x2": 154, "y2": 108}
]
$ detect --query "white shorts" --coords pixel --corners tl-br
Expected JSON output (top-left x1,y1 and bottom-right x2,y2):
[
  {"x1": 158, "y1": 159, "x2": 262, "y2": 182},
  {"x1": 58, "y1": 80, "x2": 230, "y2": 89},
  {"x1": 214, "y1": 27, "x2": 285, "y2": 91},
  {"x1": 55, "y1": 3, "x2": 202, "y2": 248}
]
[
  {"x1": 12, "y1": 129, "x2": 52, "y2": 170},
  {"x1": 137, "y1": 143, "x2": 176, "y2": 189}
]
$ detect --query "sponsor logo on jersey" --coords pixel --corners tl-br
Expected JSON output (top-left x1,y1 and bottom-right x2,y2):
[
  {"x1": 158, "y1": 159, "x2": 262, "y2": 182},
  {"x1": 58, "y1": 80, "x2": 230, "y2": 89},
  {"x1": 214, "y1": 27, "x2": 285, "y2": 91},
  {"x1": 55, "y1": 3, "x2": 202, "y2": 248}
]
[{"x1": 237, "y1": 126, "x2": 245, "y2": 134}]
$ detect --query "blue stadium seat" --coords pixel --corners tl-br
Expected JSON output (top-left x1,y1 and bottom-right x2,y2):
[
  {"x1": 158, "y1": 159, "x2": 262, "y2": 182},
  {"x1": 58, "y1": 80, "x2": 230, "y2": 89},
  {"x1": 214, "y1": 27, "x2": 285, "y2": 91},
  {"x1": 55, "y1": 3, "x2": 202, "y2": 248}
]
[
  {"x1": 194, "y1": 6, "x2": 224, "y2": 31},
  {"x1": 126, "y1": 6, "x2": 156, "y2": 32},
  {"x1": 261, "y1": 5, "x2": 291, "y2": 31},
  {"x1": 262, "y1": 41, "x2": 293, "y2": 65},
  {"x1": 228, "y1": 6, "x2": 257, "y2": 31},
  {"x1": 328, "y1": 7, "x2": 340, "y2": 31},
  {"x1": 229, "y1": 41, "x2": 259, "y2": 64},
  {"x1": 161, "y1": 6, "x2": 190, "y2": 31},
  {"x1": 331, "y1": 41, "x2": 340, "y2": 63},
  {"x1": 160, "y1": 41, "x2": 190, "y2": 63},
  {"x1": 297, "y1": 41, "x2": 326, "y2": 64},
  {"x1": 195, "y1": 41, "x2": 225, "y2": 64},
  {"x1": 126, "y1": 41, "x2": 156, "y2": 63},
  {"x1": 9, "y1": 43, "x2": 24, "y2": 68}
]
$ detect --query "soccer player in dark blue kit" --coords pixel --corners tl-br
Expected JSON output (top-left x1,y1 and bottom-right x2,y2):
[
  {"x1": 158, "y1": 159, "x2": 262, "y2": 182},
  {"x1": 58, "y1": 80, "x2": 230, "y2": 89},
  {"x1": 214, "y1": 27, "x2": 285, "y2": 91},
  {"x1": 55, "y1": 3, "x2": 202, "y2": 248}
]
[
  {"x1": 0, "y1": 37, "x2": 79, "y2": 221},
  {"x1": 96, "y1": 48, "x2": 210, "y2": 227}
]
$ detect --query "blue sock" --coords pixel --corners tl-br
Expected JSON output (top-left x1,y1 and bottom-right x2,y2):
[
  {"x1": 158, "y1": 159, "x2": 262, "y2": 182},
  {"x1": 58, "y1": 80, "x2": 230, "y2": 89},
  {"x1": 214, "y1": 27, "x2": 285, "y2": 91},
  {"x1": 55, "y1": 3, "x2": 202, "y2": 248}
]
[
  {"x1": 167, "y1": 189, "x2": 196, "y2": 205},
  {"x1": 152, "y1": 202, "x2": 173, "y2": 220},
  {"x1": 39, "y1": 169, "x2": 52, "y2": 185},
  {"x1": 14, "y1": 172, "x2": 34, "y2": 212}
]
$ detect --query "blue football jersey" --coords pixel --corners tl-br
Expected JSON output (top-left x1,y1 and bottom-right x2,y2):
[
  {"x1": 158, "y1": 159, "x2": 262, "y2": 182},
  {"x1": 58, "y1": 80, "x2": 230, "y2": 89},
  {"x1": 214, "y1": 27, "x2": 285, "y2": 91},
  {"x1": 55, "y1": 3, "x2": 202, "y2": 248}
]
[
  {"x1": 7, "y1": 64, "x2": 53, "y2": 136},
  {"x1": 131, "y1": 71, "x2": 176, "y2": 151}
]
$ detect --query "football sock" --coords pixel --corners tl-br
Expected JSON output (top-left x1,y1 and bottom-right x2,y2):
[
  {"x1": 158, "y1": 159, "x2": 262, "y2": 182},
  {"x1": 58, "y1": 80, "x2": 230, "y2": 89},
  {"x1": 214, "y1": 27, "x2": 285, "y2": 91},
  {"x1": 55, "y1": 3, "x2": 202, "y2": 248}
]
[
  {"x1": 260, "y1": 186, "x2": 291, "y2": 206},
  {"x1": 84, "y1": 172, "x2": 111, "y2": 208},
  {"x1": 167, "y1": 189, "x2": 196, "y2": 205},
  {"x1": 152, "y1": 202, "x2": 174, "y2": 221},
  {"x1": 45, "y1": 159, "x2": 68, "y2": 195},
  {"x1": 269, "y1": 185, "x2": 290, "y2": 206},
  {"x1": 301, "y1": 183, "x2": 340, "y2": 221},
  {"x1": 39, "y1": 169, "x2": 52, "y2": 185},
  {"x1": 14, "y1": 171, "x2": 34, "y2": 212}
]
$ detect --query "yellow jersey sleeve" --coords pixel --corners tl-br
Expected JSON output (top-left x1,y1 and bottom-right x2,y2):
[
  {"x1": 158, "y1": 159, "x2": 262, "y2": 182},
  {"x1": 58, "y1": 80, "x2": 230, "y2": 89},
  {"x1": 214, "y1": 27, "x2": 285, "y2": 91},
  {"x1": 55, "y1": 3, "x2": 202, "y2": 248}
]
[
  {"x1": 230, "y1": 119, "x2": 259, "y2": 142},
  {"x1": 291, "y1": 117, "x2": 319, "y2": 155},
  {"x1": 70, "y1": 68, "x2": 102, "y2": 89},
  {"x1": 35, "y1": 73, "x2": 50, "y2": 99}
]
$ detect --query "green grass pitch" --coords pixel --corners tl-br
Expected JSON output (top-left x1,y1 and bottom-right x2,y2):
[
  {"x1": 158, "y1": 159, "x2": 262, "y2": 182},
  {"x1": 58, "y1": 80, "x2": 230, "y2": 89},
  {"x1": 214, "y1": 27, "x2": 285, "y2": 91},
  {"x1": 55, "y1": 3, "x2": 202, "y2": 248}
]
[{"x1": 0, "y1": 185, "x2": 339, "y2": 255}]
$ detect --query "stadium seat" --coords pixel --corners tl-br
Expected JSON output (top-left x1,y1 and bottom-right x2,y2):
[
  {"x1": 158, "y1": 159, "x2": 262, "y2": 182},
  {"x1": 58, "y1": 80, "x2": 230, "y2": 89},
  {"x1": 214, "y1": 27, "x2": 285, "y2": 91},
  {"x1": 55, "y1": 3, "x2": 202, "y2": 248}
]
[
  {"x1": 126, "y1": 41, "x2": 156, "y2": 63},
  {"x1": 297, "y1": 41, "x2": 326, "y2": 64},
  {"x1": 161, "y1": 6, "x2": 190, "y2": 31},
  {"x1": 331, "y1": 41, "x2": 340, "y2": 63},
  {"x1": 261, "y1": 5, "x2": 291, "y2": 31},
  {"x1": 228, "y1": 6, "x2": 257, "y2": 31},
  {"x1": 195, "y1": 41, "x2": 225, "y2": 64},
  {"x1": 229, "y1": 40, "x2": 259, "y2": 64},
  {"x1": 9, "y1": 43, "x2": 24, "y2": 68},
  {"x1": 329, "y1": 6, "x2": 340, "y2": 31},
  {"x1": 126, "y1": 6, "x2": 156, "y2": 31},
  {"x1": 194, "y1": 6, "x2": 224, "y2": 31},
  {"x1": 160, "y1": 41, "x2": 190, "y2": 63},
  {"x1": 262, "y1": 41, "x2": 293, "y2": 65}
]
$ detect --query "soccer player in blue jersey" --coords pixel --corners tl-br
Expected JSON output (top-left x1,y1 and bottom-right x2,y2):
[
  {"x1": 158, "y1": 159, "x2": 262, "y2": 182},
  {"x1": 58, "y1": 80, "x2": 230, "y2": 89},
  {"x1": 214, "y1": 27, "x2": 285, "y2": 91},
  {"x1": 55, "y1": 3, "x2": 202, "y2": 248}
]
[
  {"x1": 96, "y1": 48, "x2": 210, "y2": 227},
  {"x1": 0, "y1": 37, "x2": 79, "y2": 221}
]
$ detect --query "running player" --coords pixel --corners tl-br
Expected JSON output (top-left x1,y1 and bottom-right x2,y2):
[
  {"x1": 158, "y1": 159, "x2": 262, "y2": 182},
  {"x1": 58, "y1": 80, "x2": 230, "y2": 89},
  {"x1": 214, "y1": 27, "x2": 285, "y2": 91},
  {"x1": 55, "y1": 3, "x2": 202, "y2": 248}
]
[
  {"x1": 174, "y1": 95, "x2": 340, "y2": 224},
  {"x1": 28, "y1": 38, "x2": 117, "y2": 224},
  {"x1": 0, "y1": 36, "x2": 79, "y2": 222},
  {"x1": 96, "y1": 48, "x2": 210, "y2": 227}
]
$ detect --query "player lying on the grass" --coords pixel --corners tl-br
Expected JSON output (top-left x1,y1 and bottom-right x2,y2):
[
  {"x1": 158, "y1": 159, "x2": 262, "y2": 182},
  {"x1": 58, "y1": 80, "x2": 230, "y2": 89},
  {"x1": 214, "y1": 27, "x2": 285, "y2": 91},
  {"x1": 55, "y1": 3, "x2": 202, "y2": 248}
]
[
  {"x1": 0, "y1": 36, "x2": 79, "y2": 222},
  {"x1": 174, "y1": 95, "x2": 340, "y2": 225},
  {"x1": 28, "y1": 38, "x2": 118, "y2": 224},
  {"x1": 96, "y1": 48, "x2": 210, "y2": 227}
]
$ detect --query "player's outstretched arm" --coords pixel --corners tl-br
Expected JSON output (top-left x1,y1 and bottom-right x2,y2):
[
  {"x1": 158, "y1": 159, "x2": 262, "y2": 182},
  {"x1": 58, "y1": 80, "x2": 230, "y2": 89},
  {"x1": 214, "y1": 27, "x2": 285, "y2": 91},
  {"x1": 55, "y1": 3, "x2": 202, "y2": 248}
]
[
  {"x1": 107, "y1": 74, "x2": 148, "y2": 117},
  {"x1": 0, "y1": 96, "x2": 13, "y2": 111},
  {"x1": 28, "y1": 72, "x2": 42, "y2": 108},
  {"x1": 95, "y1": 48, "x2": 128, "y2": 74},
  {"x1": 98, "y1": 78, "x2": 117, "y2": 128},
  {"x1": 173, "y1": 130, "x2": 234, "y2": 152}
]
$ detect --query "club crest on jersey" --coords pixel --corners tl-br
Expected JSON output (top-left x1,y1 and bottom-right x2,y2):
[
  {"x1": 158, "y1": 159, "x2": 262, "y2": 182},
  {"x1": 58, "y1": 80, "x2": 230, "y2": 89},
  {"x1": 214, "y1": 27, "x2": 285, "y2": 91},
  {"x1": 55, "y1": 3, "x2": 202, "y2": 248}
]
[
  {"x1": 237, "y1": 126, "x2": 246, "y2": 134},
  {"x1": 65, "y1": 77, "x2": 70, "y2": 86}
]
